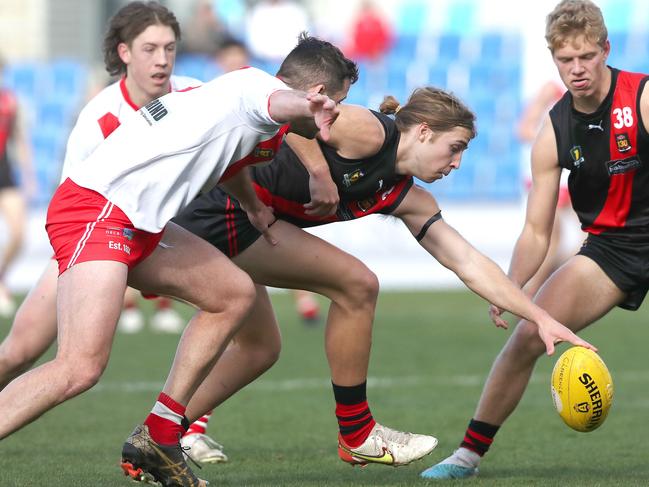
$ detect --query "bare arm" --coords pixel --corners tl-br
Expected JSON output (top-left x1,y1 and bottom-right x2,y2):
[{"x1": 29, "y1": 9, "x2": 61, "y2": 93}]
[
  {"x1": 268, "y1": 91, "x2": 338, "y2": 141},
  {"x1": 508, "y1": 115, "x2": 562, "y2": 289},
  {"x1": 219, "y1": 167, "x2": 276, "y2": 245},
  {"x1": 285, "y1": 133, "x2": 339, "y2": 217},
  {"x1": 393, "y1": 184, "x2": 595, "y2": 355}
]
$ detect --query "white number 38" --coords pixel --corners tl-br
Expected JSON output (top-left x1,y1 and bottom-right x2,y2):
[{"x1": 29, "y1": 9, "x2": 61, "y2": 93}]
[{"x1": 613, "y1": 106, "x2": 634, "y2": 129}]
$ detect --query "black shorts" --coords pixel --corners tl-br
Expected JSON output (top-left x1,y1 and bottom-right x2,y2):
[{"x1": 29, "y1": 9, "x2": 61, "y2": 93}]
[
  {"x1": 172, "y1": 188, "x2": 261, "y2": 258},
  {"x1": 578, "y1": 233, "x2": 649, "y2": 310}
]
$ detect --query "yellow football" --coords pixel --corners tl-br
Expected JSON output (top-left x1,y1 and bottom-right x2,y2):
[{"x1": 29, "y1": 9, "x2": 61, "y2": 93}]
[{"x1": 550, "y1": 346, "x2": 613, "y2": 432}]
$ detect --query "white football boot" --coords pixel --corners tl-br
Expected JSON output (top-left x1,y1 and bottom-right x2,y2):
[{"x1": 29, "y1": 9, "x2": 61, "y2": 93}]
[
  {"x1": 338, "y1": 422, "x2": 438, "y2": 467},
  {"x1": 181, "y1": 433, "x2": 228, "y2": 464}
]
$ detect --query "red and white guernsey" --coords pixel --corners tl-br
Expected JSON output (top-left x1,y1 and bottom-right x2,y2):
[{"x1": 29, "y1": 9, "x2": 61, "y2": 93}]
[
  {"x1": 60, "y1": 74, "x2": 199, "y2": 181},
  {"x1": 68, "y1": 67, "x2": 288, "y2": 233}
]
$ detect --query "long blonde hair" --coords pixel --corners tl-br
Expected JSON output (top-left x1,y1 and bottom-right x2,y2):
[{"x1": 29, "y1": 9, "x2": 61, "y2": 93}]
[{"x1": 379, "y1": 87, "x2": 476, "y2": 139}]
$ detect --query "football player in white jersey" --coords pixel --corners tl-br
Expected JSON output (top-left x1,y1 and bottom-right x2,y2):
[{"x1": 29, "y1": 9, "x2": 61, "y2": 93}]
[
  {"x1": 0, "y1": 26, "x2": 338, "y2": 487},
  {"x1": 0, "y1": 0, "x2": 230, "y2": 465},
  {"x1": 0, "y1": 0, "x2": 229, "y2": 468}
]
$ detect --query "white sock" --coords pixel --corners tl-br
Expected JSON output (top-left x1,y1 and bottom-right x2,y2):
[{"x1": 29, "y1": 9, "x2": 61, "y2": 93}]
[{"x1": 443, "y1": 447, "x2": 481, "y2": 468}]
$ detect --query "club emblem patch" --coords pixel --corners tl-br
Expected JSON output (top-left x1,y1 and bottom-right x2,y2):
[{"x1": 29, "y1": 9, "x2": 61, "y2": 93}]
[
  {"x1": 570, "y1": 146, "x2": 585, "y2": 168},
  {"x1": 615, "y1": 133, "x2": 631, "y2": 153}
]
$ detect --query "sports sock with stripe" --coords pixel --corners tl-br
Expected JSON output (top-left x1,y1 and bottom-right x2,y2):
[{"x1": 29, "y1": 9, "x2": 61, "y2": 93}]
[
  {"x1": 144, "y1": 392, "x2": 188, "y2": 445},
  {"x1": 333, "y1": 381, "x2": 376, "y2": 448},
  {"x1": 460, "y1": 418, "x2": 500, "y2": 456}
]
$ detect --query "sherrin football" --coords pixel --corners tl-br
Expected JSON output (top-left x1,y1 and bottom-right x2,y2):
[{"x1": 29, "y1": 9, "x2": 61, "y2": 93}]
[{"x1": 550, "y1": 346, "x2": 613, "y2": 432}]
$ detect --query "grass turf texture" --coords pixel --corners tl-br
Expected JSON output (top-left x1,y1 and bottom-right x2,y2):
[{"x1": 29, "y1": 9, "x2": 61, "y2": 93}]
[{"x1": 0, "y1": 289, "x2": 647, "y2": 486}]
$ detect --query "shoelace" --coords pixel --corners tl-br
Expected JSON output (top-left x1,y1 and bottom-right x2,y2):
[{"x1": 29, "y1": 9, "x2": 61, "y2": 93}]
[{"x1": 180, "y1": 444, "x2": 203, "y2": 470}]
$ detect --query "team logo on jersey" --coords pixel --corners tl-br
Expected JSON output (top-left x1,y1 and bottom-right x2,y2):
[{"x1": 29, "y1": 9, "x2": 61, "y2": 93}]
[
  {"x1": 122, "y1": 228, "x2": 134, "y2": 241},
  {"x1": 357, "y1": 197, "x2": 376, "y2": 212},
  {"x1": 140, "y1": 99, "x2": 168, "y2": 125},
  {"x1": 342, "y1": 169, "x2": 365, "y2": 187},
  {"x1": 254, "y1": 147, "x2": 274, "y2": 159},
  {"x1": 606, "y1": 156, "x2": 642, "y2": 175},
  {"x1": 615, "y1": 133, "x2": 631, "y2": 153},
  {"x1": 570, "y1": 146, "x2": 585, "y2": 168}
]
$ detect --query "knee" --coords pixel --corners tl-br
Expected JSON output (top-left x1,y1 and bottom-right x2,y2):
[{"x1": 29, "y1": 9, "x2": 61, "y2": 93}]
[
  {"x1": 0, "y1": 342, "x2": 36, "y2": 379},
  {"x1": 503, "y1": 320, "x2": 547, "y2": 361},
  {"x1": 336, "y1": 264, "x2": 379, "y2": 309},
  {"x1": 59, "y1": 358, "x2": 107, "y2": 397},
  {"x1": 203, "y1": 272, "x2": 256, "y2": 319},
  {"x1": 247, "y1": 339, "x2": 281, "y2": 374}
]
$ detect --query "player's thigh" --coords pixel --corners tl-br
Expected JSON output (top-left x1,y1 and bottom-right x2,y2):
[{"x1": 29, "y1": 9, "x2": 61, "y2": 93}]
[
  {"x1": 129, "y1": 221, "x2": 253, "y2": 311},
  {"x1": 532, "y1": 255, "x2": 625, "y2": 332},
  {"x1": 234, "y1": 220, "x2": 374, "y2": 297},
  {"x1": 5, "y1": 260, "x2": 59, "y2": 352},
  {"x1": 56, "y1": 260, "x2": 128, "y2": 363}
]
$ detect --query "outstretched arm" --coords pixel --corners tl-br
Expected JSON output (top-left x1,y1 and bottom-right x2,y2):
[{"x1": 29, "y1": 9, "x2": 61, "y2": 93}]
[{"x1": 393, "y1": 184, "x2": 595, "y2": 355}]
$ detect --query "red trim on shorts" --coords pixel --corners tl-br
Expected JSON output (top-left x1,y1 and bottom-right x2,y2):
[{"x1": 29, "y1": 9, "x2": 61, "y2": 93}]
[{"x1": 225, "y1": 196, "x2": 239, "y2": 257}]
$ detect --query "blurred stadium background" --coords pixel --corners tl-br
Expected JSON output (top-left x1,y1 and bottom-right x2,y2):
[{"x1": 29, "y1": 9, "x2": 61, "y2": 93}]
[{"x1": 0, "y1": 0, "x2": 648, "y2": 291}]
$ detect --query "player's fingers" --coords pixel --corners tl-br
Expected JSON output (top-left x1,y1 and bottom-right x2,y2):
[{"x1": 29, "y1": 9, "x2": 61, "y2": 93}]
[
  {"x1": 545, "y1": 339, "x2": 556, "y2": 356},
  {"x1": 570, "y1": 335, "x2": 598, "y2": 352},
  {"x1": 262, "y1": 227, "x2": 277, "y2": 246}
]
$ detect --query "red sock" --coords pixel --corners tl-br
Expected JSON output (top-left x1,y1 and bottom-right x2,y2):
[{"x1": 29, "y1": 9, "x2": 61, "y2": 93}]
[
  {"x1": 185, "y1": 410, "x2": 213, "y2": 437},
  {"x1": 336, "y1": 400, "x2": 376, "y2": 448},
  {"x1": 144, "y1": 392, "x2": 187, "y2": 445}
]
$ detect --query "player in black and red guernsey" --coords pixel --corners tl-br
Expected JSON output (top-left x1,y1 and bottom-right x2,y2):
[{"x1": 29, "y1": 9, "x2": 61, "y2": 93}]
[
  {"x1": 424, "y1": 0, "x2": 649, "y2": 479},
  {"x1": 173, "y1": 87, "x2": 594, "y2": 468}
]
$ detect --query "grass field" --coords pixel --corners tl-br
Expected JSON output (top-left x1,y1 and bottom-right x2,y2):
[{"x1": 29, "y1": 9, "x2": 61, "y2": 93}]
[{"x1": 0, "y1": 289, "x2": 647, "y2": 486}]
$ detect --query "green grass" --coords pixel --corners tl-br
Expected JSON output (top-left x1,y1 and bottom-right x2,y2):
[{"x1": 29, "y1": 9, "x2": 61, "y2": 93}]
[{"x1": 0, "y1": 289, "x2": 647, "y2": 486}]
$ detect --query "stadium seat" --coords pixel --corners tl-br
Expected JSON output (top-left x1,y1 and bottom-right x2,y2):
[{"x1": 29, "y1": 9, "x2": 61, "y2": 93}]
[
  {"x1": 437, "y1": 34, "x2": 462, "y2": 63},
  {"x1": 3, "y1": 62, "x2": 43, "y2": 100},
  {"x1": 50, "y1": 59, "x2": 88, "y2": 100}
]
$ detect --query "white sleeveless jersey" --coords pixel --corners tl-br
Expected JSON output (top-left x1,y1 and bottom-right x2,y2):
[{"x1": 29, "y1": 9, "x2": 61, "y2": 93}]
[
  {"x1": 69, "y1": 67, "x2": 288, "y2": 233},
  {"x1": 60, "y1": 75, "x2": 200, "y2": 182}
]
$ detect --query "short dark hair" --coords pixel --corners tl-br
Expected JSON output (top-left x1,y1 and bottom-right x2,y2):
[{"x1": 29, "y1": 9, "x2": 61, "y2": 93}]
[
  {"x1": 276, "y1": 33, "x2": 359, "y2": 93},
  {"x1": 103, "y1": 1, "x2": 181, "y2": 76}
]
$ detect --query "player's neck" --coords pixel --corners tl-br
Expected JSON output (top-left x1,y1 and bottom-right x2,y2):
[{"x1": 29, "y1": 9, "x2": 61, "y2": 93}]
[{"x1": 123, "y1": 76, "x2": 156, "y2": 109}]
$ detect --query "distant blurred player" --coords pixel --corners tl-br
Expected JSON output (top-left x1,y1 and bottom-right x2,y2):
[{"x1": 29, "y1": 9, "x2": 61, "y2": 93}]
[
  {"x1": 0, "y1": 54, "x2": 37, "y2": 316},
  {"x1": 0, "y1": 0, "x2": 227, "y2": 464},
  {"x1": 422, "y1": 0, "x2": 649, "y2": 479}
]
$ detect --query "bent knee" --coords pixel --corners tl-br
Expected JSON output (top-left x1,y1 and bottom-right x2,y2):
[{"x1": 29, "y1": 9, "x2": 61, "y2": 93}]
[
  {"x1": 59, "y1": 359, "x2": 107, "y2": 396},
  {"x1": 202, "y1": 272, "x2": 256, "y2": 316},
  {"x1": 507, "y1": 320, "x2": 547, "y2": 357},
  {"x1": 337, "y1": 264, "x2": 379, "y2": 306}
]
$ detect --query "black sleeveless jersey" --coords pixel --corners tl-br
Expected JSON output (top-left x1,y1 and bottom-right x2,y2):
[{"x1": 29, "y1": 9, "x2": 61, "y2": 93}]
[
  {"x1": 550, "y1": 68, "x2": 649, "y2": 240},
  {"x1": 251, "y1": 110, "x2": 412, "y2": 227}
]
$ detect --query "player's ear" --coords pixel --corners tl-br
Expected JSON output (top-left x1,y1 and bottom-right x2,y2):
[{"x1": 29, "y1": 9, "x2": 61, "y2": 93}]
[
  {"x1": 117, "y1": 42, "x2": 131, "y2": 64},
  {"x1": 314, "y1": 84, "x2": 325, "y2": 95}
]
